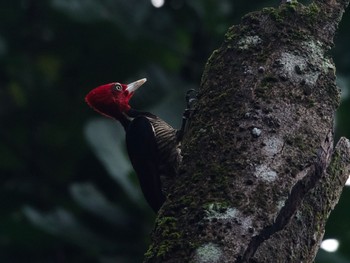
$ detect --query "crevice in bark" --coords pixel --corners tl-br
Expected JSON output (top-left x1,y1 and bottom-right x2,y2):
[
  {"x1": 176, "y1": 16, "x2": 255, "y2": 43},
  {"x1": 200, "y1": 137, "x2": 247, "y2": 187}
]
[{"x1": 237, "y1": 131, "x2": 333, "y2": 262}]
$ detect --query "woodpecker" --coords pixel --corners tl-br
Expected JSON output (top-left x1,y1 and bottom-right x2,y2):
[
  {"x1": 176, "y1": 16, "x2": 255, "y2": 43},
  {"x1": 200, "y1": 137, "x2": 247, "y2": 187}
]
[{"x1": 85, "y1": 78, "x2": 184, "y2": 212}]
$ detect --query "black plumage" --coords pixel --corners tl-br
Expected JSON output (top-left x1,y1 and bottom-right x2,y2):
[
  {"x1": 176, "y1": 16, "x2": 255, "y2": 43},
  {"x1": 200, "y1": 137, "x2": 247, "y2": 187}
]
[{"x1": 123, "y1": 109, "x2": 181, "y2": 212}]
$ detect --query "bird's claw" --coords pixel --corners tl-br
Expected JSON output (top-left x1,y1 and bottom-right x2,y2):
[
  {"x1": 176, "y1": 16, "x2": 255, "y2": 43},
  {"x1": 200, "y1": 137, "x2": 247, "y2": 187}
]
[
  {"x1": 185, "y1": 89, "x2": 197, "y2": 109},
  {"x1": 177, "y1": 89, "x2": 198, "y2": 141}
]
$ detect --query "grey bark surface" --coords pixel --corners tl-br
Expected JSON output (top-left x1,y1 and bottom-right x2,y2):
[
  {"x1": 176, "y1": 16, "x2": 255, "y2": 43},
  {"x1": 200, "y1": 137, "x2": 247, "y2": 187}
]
[{"x1": 144, "y1": 1, "x2": 350, "y2": 262}]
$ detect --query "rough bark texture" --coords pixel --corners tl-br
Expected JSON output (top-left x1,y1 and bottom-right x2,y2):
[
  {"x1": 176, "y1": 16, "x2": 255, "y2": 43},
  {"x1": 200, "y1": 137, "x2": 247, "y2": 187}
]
[{"x1": 144, "y1": 1, "x2": 350, "y2": 262}]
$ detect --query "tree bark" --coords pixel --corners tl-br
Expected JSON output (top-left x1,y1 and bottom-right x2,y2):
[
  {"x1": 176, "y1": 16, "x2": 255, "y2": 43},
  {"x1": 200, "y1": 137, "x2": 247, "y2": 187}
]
[{"x1": 145, "y1": 1, "x2": 350, "y2": 262}]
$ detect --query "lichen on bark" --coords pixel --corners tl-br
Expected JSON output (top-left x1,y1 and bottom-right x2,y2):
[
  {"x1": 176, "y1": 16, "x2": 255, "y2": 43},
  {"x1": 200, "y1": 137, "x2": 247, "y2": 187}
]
[{"x1": 144, "y1": 1, "x2": 350, "y2": 262}]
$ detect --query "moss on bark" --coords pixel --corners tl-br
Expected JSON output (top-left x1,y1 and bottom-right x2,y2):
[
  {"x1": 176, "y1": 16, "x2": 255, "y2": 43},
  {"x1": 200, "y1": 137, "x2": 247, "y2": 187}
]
[{"x1": 145, "y1": 1, "x2": 350, "y2": 262}]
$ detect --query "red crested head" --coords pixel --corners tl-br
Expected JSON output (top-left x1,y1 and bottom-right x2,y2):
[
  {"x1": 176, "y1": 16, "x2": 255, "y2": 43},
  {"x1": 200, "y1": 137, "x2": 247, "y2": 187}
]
[{"x1": 85, "y1": 78, "x2": 146, "y2": 119}]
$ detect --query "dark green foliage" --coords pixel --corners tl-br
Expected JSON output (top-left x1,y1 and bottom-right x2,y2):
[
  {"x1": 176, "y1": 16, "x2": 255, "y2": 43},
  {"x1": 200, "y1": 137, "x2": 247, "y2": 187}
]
[{"x1": 0, "y1": 1, "x2": 349, "y2": 262}]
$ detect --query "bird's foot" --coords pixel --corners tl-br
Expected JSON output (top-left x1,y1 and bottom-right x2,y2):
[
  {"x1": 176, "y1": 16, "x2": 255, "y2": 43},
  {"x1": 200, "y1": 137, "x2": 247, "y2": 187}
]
[{"x1": 177, "y1": 89, "x2": 198, "y2": 141}]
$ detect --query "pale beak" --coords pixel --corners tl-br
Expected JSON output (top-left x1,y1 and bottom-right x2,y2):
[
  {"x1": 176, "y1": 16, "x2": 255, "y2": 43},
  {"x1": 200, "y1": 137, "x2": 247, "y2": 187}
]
[{"x1": 126, "y1": 78, "x2": 147, "y2": 93}]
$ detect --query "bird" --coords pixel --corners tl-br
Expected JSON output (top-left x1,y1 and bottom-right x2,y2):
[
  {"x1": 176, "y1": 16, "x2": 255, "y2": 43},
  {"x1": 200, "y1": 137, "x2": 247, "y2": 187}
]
[{"x1": 85, "y1": 78, "x2": 183, "y2": 212}]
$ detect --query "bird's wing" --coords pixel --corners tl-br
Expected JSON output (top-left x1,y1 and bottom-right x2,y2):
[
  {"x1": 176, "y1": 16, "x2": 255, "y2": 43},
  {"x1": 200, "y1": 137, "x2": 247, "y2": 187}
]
[{"x1": 125, "y1": 116, "x2": 165, "y2": 212}]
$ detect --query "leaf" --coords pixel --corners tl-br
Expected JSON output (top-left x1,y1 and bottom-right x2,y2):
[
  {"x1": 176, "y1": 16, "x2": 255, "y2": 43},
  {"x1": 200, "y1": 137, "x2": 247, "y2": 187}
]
[
  {"x1": 84, "y1": 118, "x2": 140, "y2": 202},
  {"x1": 51, "y1": 0, "x2": 150, "y2": 38},
  {"x1": 22, "y1": 206, "x2": 116, "y2": 251},
  {"x1": 316, "y1": 249, "x2": 350, "y2": 263},
  {"x1": 70, "y1": 182, "x2": 130, "y2": 225}
]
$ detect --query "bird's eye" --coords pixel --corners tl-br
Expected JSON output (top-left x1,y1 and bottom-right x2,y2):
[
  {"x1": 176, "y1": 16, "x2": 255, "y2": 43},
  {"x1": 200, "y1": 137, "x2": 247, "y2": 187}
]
[{"x1": 112, "y1": 83, "x2": 122, "y2": 92}]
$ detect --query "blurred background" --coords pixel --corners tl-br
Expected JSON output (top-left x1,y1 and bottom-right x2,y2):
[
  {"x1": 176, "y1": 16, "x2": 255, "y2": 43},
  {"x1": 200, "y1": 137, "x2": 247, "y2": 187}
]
[{"x1": 0, "y1": 0, "x2": 349, "y2": 262}]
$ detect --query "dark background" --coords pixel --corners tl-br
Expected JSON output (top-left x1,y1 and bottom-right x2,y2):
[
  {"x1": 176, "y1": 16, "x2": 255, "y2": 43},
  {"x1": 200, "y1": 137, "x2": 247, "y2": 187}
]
[{"x1": 1, "y1": 1, "x2": 349, "y2": 262}]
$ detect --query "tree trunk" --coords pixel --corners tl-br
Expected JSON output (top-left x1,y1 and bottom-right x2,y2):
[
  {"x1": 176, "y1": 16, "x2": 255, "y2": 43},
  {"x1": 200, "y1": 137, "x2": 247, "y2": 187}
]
[{"x1": 145, "y1": 1, "x2": 350, "y2": 262}]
